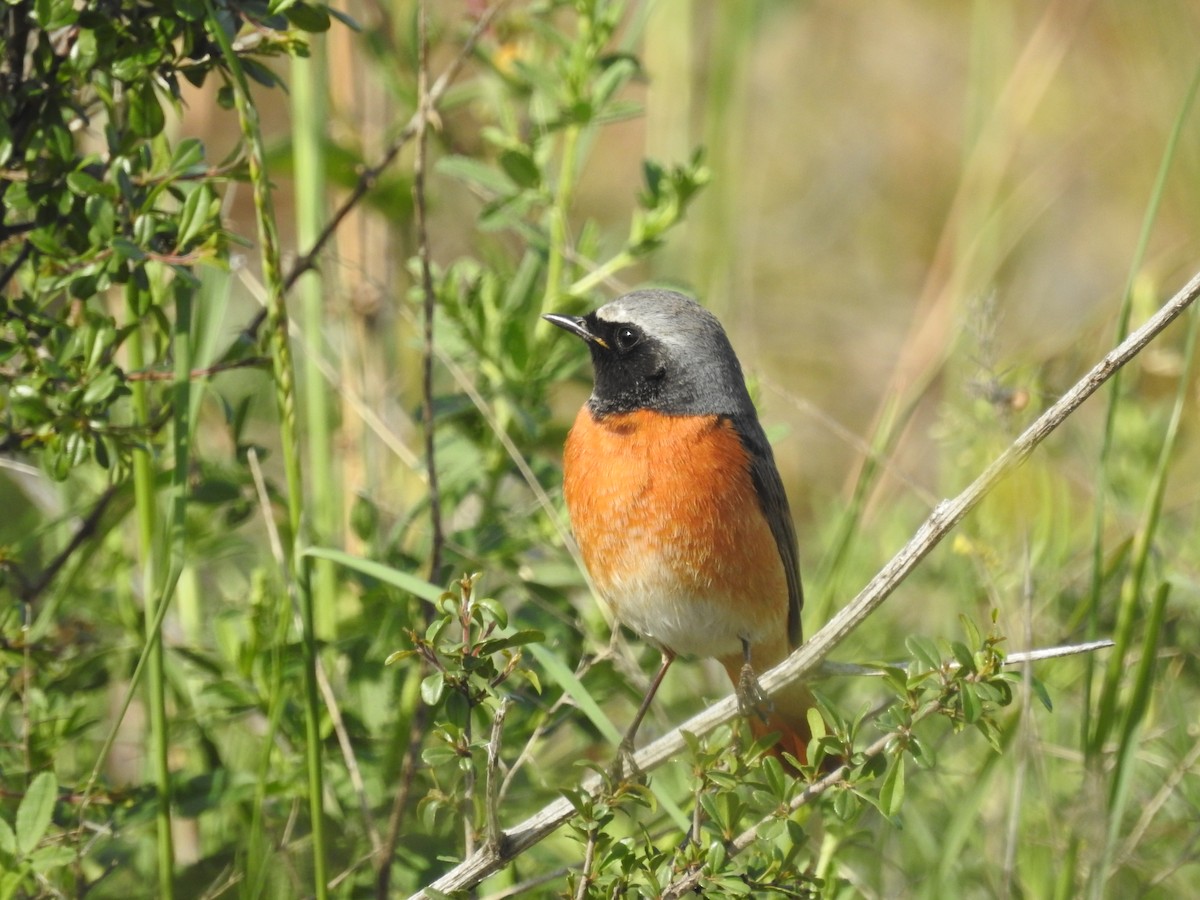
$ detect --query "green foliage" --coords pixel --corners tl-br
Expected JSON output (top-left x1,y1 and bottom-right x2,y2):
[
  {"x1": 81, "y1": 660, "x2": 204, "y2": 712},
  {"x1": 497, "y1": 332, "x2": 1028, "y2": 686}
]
[
  {"x1": 2, "y1": 1, "x2": 1199, "y2": 898},
  {"x1": 0, "y1": 772, "x2": 65, "y2": 897},
  {"x1": 0, "y1": 0, "x2": 273, "y2": 475}
]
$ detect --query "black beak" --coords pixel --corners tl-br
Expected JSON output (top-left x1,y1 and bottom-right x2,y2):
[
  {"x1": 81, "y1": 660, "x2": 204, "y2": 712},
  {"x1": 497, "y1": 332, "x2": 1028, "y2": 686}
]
[{"x1": 542, "y1": 313, "x2": 609, "y2": 349}]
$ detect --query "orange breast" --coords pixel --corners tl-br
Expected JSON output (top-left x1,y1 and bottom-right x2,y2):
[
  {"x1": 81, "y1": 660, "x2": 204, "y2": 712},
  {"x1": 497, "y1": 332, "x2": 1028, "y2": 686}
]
[{"x1": 563, "y1": 408, "x2": 790, "y2": 660}]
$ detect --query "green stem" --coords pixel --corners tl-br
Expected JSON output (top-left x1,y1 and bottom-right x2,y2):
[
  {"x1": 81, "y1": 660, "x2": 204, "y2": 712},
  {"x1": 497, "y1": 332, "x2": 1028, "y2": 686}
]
[
  {"x1": 293, "y1": 34, "x2": 339, "y2": 640},
  {"x1": 205, "y1": 6, "x2": 328, "y2": 896},
  {"x1": 567, "y1": 249, "x2": 636, "y2": 297},
  {"x1": 126, "y1": 278, "x2": 175, "y2": 899},
  {"x1": 1084, "y1": 62, "x2": 1200, "y2": 756},
  {"x1": 540, "y1": 122, "x2": 581, "y2": 315}
]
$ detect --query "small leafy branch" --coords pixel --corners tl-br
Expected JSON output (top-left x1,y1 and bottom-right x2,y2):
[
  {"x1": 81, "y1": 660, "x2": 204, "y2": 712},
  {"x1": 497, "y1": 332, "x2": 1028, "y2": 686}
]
[{"x1": 387, "y1": 573, "x2": 543, "y2": 856}]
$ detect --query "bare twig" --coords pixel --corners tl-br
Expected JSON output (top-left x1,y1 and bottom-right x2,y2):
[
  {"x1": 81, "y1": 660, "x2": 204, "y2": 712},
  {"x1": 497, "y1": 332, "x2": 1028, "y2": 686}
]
[
  {"x1": 484, "y1": 701, "x2": 510, "y2": 853},
  {"x1": 815, "y1": 639, "x2": 1116, "y2": 678},
  {"x1": 407, "y1": 269, "x2": 1200, "y2": 898},
  {"x1": 316, "y1": 659, "x2": 382, "y2": 854},
  {"x1": 477, "y1": 868, "x2": 572, "y2": 900},
  {"x1": 573, "y1": 825, "x2": 598, "y2": 900},
  {"x1": 124, "y1": 356, "x2": 269, "y2": 381},
  {"x1": 239, "y1": 0, "x2": 510, "y2": 343},
  {"x1": 15, "y1": 484, "x2": 120, "y2": 604}
]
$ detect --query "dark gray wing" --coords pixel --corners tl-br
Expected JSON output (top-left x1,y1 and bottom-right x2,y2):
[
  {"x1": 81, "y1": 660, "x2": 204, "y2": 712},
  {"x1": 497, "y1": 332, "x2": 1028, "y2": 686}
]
[{"x1": 731, "y1": 413, "x2": 804, "y2": 649}]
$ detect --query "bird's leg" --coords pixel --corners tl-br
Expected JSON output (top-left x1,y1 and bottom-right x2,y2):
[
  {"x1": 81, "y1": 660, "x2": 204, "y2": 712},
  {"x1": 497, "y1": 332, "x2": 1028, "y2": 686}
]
[
  {"x1": 611, "y1": 648, "x2": 676, "y2": 782},
  {"x1": 736, "y1": 636, "x2": 773, "y2": 723}
]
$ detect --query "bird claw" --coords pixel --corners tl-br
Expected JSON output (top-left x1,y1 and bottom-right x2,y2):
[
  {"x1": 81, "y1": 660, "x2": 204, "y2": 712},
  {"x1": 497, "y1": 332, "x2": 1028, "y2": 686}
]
[
  {"x1": 609, "y1": 738, "x2": 644, "y2": 784},
  {"x1": 736, "y1": 662, "x2": 773, "y2": 723}
]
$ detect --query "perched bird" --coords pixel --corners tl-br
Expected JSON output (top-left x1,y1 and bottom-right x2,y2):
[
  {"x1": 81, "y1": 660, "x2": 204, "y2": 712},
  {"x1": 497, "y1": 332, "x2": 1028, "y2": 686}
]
[{"x1": 545, "y1": 289, "x2": 813, "y2": 768}]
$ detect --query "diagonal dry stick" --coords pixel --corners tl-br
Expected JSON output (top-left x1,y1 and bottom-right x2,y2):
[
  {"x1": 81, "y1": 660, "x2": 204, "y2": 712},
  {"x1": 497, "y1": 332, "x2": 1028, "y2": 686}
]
[{"x1": 407, "y1": 267, "x2": 1200, "y2": 899}]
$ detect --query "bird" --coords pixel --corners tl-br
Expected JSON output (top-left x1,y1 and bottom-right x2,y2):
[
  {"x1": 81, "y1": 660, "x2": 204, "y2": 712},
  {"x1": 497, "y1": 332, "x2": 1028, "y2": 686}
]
[{"x1": 544, "y1": 288, "x2": 814, "y2": 771}]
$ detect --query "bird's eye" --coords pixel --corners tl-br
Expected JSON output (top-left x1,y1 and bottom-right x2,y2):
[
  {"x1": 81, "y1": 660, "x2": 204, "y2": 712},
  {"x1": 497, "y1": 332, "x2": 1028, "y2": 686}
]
[{"x1": 615, "y1": 326, "x2": 641, "y2": 351}]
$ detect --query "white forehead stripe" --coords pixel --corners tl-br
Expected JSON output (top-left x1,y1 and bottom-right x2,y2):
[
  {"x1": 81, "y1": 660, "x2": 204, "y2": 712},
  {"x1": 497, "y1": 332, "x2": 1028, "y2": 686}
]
[{"x1": 595, "y1": 299, "x2": 635, "y2": 322}]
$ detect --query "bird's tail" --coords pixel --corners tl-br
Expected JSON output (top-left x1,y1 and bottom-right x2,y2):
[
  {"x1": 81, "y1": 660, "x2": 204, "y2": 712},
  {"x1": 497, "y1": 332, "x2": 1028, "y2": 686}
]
[{"x1": 719, "y1": 655, "x2": 815, "y2": 769}]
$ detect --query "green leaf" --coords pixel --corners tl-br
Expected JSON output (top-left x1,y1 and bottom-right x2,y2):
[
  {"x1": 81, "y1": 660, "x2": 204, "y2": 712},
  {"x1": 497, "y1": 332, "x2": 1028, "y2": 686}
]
[
  {"x1": 170, "y1": 138, "x2": 206, "y2": 175},
  {"x1": 420, "y1": 673, "x2": 445, "y2": 706},
  {"x1": 34, "y1": 0, "x2": 77, "y2": 28},
  {"x1": 960, "y1": 685, "x2": 981, "y2": 724},
  {"x1": 1030, "y1": 676, "x2": 1054, "y2": 712},
  {"x1": 958, "y1": 614, "x2": 982, "y2": 650},
  {"x1": 905, "y1": 635, "x2": 942, "y2": 672},
  {"x1": 82, "y1": 370, "x2": 120, "y2": 406},
  {"x1": 112, "y1": 237, "x2": 147, "y2": 263},
  {"x1": 85, "y1": 194, "x2": 115, "y2": 244},
  {"x1": 302, "y1": 547, "x2": 443, "y2": 602},
  {"x1": 806, "y1": 706, "x2": 826, "y2": 742},
  {"x1": 436, "y1": 155, "x2": 514, "y2": 195},
  {"x1": 0, "y1": 870, "x2": 24, "y2": 900},
  {"x1": 949, "y1": 641, "x2": 976, "y2": 672},
  {"x1": 129, "y1": 80, "x2": 165, "y2": 138},
  {"x1": 66, "y1": 169, "x2": 107, "y2": 197},
  {"x1": 241, "y1": 58, "x2": 281, "y2": 90},
  {"x1": 283, "y1": 2, "x2": 331, "y2": 32},
  {"x1": 26, "y1": 843, "x2": 75, "y2": 874},
  {"x1": 593, "y1": 55, "x2": 638, "y2": 107},
  {"x1": 879, "y1": 757, "x2": 905, "y2": 818},
  {"x1": 475, "y1": 596, "x2": 508, "y2": 629},
  {"x1": 498, "y1": 148, "x2": 540, "y2": 190},
  {"x1": 177, "y1": 183, "x2": 215, "y2": 250},
  {"x1": 16, "y1": 772, "x2": 56, "y2": 857},
  {"x1": 476, "y1": 629, "x2": 544, "y2": 655},
  {"x1": 0, "y1": 816, "x2": 15, "y2": 855}
]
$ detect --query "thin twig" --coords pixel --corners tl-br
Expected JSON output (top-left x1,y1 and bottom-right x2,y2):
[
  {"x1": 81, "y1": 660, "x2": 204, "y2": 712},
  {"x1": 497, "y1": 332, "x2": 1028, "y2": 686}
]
[
  {"x1": 573, "y1": 825, "x2": 598, "y2": 900},
  {"x1": 15, "y1": 484, "x2": 120, "y2": 603},
  {"x1": 408, "y1": 269, "x2": 1200, "y2": 899},
  {"x1": 477, "y1": 867, "x2": 572, "y2": 900},
  {"x1": 124, "y1": 356, "x2": 269, "y2": 381},
  {"x1": 315, "y1": 658, "x2": 382, "y2": 853},
  {"x1": 484, "y1": 701, "x2": 510, "y2": 853},
  {"x1": 239, "y1": 0, "x2": 510, "y2": 343},
  {"x1": 415, "y1": 0, "x2": 444, "y2": 586},
  {"x1": 815, "y1": 639, "x2": 1116, "y2": 678}
]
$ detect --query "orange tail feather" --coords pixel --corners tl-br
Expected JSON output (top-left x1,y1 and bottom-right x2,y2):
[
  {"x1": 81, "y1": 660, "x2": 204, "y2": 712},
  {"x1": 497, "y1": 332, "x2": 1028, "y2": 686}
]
[{"x1": 718, "y1": 654, "x2": 815, "y2": 769}]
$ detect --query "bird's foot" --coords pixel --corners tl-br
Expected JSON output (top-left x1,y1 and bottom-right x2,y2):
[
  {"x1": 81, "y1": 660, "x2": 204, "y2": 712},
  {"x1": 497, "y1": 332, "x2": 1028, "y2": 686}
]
[
  {"x1": 608, "y1": 737, "x2": 644, "y2": 784},
  {"x1": 736, "y1": 662, "x2": 773, "y2": 723}
]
